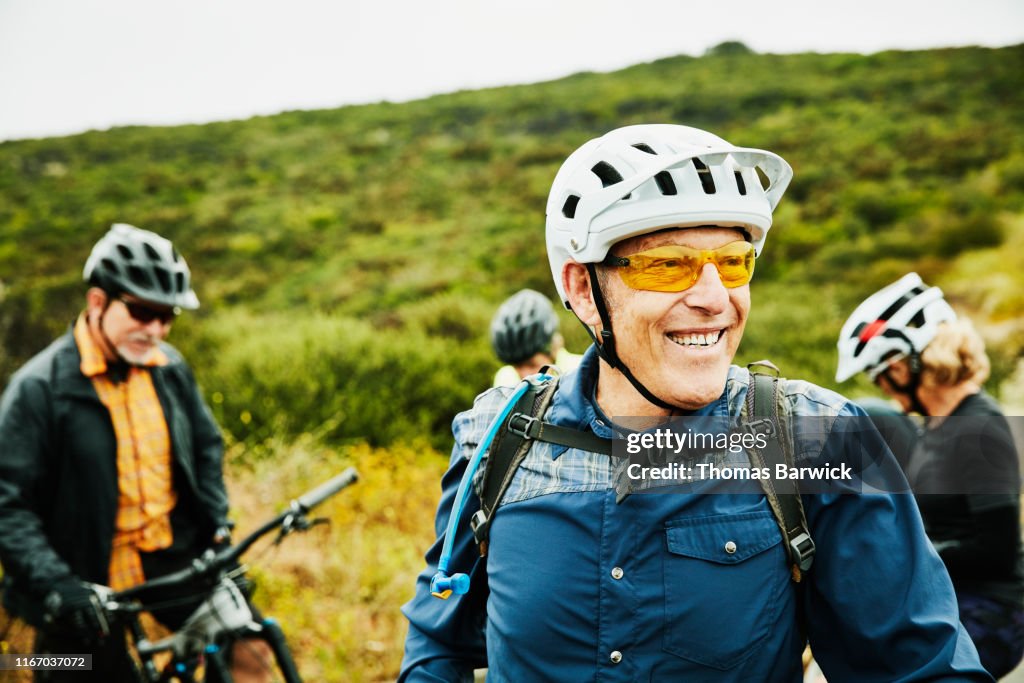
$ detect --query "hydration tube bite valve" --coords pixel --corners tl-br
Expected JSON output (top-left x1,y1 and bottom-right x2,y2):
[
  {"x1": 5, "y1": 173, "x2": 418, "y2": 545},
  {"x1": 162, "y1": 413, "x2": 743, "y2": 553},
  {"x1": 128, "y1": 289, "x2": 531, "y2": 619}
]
[
  {"x1": 430, "y1": 374, "x2": 549, "y2": 599},
  {"x1": 429, "y1": 572, "x2": 471, "y2": 600}
]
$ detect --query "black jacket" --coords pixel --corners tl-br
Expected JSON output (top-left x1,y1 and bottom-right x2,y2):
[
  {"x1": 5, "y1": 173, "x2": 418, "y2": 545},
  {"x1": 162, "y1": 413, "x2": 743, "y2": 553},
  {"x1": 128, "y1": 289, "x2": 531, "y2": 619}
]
[{"x1": 0, "y1": 328, "x2": 229, "y2": 624}]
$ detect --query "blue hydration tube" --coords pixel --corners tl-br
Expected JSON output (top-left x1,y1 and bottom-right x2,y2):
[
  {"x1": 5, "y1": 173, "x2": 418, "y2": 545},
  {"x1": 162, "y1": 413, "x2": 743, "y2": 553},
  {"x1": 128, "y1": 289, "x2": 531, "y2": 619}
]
[{"x1": 430, "y1": 375, "x2": 547, "y2": 599}]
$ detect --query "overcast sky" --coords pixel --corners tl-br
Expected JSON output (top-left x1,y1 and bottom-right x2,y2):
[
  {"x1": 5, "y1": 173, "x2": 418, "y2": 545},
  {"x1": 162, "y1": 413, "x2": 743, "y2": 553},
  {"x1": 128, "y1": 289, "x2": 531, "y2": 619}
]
[{"x1": 1, "y1": 0, "x2": 1022, "y2": 142}]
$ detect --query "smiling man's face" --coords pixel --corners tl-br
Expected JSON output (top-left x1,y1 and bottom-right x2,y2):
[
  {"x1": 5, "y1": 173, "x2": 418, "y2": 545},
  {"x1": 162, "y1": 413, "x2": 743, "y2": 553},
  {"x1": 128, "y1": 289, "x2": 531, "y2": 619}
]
[{"x1": 599, "y1": 227, "x2": 751, "y2": 410}]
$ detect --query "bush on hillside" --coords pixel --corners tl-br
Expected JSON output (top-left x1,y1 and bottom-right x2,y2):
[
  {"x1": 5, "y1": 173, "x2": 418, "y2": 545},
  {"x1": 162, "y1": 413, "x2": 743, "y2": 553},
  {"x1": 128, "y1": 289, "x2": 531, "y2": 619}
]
[{"x1": 188, "y1": 309, "x2": 494, "y2": 456}]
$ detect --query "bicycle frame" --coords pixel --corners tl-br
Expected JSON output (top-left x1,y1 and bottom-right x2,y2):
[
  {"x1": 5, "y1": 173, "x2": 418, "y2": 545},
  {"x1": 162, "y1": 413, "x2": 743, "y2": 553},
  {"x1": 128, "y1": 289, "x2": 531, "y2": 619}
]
[{"x1": 100, "y1": 467, "x2": 359, "y2": 682}]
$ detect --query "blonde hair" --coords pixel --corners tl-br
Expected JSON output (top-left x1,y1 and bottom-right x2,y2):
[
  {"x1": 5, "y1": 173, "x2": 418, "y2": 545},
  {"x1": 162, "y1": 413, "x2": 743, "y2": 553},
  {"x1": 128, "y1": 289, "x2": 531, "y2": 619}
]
[{"x1": 920, "y1": 319, "x2": 990, "y2": 387}]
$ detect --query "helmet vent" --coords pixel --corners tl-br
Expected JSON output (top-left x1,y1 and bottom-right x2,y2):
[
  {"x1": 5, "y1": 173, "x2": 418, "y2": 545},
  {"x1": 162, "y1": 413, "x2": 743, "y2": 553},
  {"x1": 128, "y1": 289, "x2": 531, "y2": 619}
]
[
  {"x1": 143, "y1": 242, "x2": 161, "y2": 261},
  {"x1": 171, "y1": 247, "x2": 182, "y2": 263},
  {"x1": 653, "y1": 171, "x2": 677, "y2": 196},
  {"x1": 128, "y1": 265, "x2": 152, "y2": 289},
  {"x1": 100, "y1": 258, "x2": 121, "y2": 276},
  {"x1": 592, "y1": 161, "x2": 624, "y2": 187},
  {"x1": 878, "y1": 350, "x2": 903, "y2": 365},
  {"x1": 879, "y1": 286, "x2": 927, "y2": 322},
  {"x1": 692, "y1": 159, "x2": 716, "y2": 194},
  {"x1": 755, "y1": 167, "x2": 770, "y2": 191},
  {"x1": 734, "y1": 171, "x2": 747, "y2": 195},
  {"x1": 175, "y1": 272, "x2": 185, "y2": 294},
  {"x1": 154, "y1": 267, "x2": 172, "y2": 293},
  {"x1": 116, "y1": 244, "x2": 134, "y2": 260},
  {"x1": 632, "y1": 143, "x2": 657, "y2": 155},
  {"x1": 591, "y1": 161, "x2": 631, "y2": 200},
  {"x1": 562, "y1": 195, "x2": 580, "y2": 219}
]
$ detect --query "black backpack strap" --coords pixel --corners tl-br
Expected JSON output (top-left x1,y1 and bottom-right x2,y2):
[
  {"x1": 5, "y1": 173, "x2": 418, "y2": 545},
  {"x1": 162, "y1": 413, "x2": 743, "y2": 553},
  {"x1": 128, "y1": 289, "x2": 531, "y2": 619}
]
[
  {"x1": 744, "y1": 362, "x2": 815, "y2": 583},
  {"x1": 505, "y1": 413, "x2": 613, "y2": 456},
  {"x1": 471, "y1": 378, "x2": 561, "y2": 556}
]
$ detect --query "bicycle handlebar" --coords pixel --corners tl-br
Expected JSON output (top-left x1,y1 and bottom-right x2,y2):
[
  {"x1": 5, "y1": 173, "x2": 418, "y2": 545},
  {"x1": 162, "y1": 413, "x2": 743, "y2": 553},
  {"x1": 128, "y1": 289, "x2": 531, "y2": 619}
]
[
  {"x1": 110, "y1": 467, "x2": 359, "y2": 603},
  {"x1": 296, "y1": 467, "x2": 359, "y2": 512}
]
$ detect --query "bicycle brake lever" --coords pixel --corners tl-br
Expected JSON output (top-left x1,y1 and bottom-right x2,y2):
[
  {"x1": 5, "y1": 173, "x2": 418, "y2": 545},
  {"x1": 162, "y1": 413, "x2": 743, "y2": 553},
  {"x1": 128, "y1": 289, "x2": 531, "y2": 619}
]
[
  {"x1": 273, "y1": 513, "x2": 329, "y2": 545},
  {"x1": 273, "y1": 513, "x2": 303, "y2": 544}
]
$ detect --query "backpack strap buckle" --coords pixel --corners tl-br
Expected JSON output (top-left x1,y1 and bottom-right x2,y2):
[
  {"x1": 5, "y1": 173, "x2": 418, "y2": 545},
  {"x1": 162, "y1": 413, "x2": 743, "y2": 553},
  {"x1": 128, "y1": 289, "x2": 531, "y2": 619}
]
[
  {"x1": 743, "y1": 417, "x2": 777, "y2": 439},
  {"x1": 790, "y1": 531, "x2": 816, "y2": 573},
  {"x1": 508, "y1": 413, "x2": 539, "y2": 439},
  {"x1": 470, "y1": 509, "x2": 490, "y2": 555}
]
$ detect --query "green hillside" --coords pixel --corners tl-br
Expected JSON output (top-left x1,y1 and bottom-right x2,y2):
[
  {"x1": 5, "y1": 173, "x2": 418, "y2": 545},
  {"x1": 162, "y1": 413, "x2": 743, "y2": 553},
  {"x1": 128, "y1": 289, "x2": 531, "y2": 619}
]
[{"x1": 2, "y1": 43, "x2": 1023, "y2": 451}]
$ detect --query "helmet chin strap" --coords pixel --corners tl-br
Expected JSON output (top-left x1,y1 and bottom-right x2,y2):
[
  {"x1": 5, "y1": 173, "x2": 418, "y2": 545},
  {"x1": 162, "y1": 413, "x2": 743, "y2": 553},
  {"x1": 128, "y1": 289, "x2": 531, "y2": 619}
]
[
  {"x1": 879, "y1": 352, "x2": 929, "y2": 416},
  {"x1": 579, "y1": 264, "x2": 679, "y2": 413},
  {"x1": 95, "y1": 294, "x2": 133, "y2": 367}
]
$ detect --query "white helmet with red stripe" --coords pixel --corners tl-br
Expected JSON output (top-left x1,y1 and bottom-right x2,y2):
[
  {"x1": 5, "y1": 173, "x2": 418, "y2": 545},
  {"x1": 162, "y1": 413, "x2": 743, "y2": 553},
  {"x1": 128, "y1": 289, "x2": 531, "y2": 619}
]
[{"x1": 835, "y1": 272, "x2": 957, "y2": 382}]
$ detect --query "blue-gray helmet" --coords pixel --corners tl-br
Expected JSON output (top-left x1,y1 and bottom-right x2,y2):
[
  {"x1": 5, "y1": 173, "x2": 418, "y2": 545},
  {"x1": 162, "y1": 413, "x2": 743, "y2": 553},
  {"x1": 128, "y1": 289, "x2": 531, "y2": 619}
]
[
  {"x1": 83, "y1": 223, "x2": 200, "y2": 310},
  {"x1": 490, "y1": 289, "x2": 559, "y2": 365}
]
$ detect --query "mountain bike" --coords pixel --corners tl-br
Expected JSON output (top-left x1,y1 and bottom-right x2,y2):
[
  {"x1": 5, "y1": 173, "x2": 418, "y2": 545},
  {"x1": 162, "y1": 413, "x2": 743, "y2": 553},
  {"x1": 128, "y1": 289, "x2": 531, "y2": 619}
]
[{"x1": 97, "y1": 466, "x2": 359, "y2": 682}]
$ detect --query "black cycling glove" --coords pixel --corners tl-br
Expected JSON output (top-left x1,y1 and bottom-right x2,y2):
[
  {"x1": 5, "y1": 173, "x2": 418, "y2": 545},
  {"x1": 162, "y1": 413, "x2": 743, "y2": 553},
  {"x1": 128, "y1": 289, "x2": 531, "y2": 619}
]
[{"x1": 43, "y1": 577, "x2": 111, "y2": 643}]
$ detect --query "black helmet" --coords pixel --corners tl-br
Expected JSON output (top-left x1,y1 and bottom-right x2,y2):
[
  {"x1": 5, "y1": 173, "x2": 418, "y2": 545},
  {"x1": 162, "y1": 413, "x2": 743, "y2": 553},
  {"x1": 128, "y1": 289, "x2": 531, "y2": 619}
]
[
  {"x1": 490, "y1": 289, "x2": 559, "y2": 365},
  {"x1": 83, "y1": 223, "x2": 200, "y2": 310}
]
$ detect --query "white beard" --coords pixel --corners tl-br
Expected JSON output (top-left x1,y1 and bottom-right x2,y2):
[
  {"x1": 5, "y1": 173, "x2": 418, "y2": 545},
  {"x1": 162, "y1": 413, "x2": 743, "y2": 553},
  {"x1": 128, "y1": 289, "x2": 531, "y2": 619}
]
[{"x1": 117, "y1": 337, "x2": 158, "y2": 365}]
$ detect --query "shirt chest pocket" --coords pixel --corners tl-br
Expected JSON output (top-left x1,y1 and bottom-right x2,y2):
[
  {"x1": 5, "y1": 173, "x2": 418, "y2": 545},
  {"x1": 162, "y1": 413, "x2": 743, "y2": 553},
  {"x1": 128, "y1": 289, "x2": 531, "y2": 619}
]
[{"x1": 662, "y1": 510, "x2": 790, "y2": 670}]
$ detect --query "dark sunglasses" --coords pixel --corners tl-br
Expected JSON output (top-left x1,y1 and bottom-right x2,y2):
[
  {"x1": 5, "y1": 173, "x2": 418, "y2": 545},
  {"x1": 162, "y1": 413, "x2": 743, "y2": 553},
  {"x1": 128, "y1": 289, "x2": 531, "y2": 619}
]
[{"x1": 117, "y1": 296, "x2": 179, "y2": 325}]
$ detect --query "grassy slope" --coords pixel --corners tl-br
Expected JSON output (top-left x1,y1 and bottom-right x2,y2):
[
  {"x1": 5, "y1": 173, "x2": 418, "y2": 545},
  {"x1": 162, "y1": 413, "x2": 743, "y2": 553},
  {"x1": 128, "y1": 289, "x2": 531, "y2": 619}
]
[{"x1": 2, "y1": 45, "x2": 1023, "y2": 390}]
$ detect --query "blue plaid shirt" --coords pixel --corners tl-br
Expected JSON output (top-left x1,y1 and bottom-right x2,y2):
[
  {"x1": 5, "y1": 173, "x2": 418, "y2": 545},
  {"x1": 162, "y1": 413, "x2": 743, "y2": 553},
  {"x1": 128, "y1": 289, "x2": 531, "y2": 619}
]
[{"x1": 400, "y1": 346, "x2": 990, "y2": 682}]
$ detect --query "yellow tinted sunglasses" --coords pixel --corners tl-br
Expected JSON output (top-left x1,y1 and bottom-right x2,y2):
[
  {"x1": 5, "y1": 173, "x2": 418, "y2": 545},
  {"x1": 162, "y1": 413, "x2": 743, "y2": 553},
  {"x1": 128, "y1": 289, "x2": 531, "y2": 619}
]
[{"x1": 603, "y1": 240, "x2": 756, "y2": 293}]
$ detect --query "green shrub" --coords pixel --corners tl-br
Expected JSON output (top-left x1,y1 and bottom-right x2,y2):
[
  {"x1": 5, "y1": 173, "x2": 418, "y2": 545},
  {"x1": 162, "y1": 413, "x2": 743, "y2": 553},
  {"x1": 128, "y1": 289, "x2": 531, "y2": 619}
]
[{"x1": 191, "y1": 310, "x2": 493, "y2": 455}]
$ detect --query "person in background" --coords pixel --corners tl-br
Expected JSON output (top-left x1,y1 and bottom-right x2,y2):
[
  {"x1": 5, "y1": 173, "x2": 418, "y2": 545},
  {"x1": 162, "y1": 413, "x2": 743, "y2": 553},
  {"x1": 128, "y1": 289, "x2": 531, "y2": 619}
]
[
  {"x1": 853, "y1": 396, "x2": 921, "y2": 471},
  {"x1": 837, "y1": 272, "x2": 1024, "y2": 678},
  {"x1": 0, "y1": 223, "x2": 272, "y2": 682},
  {"x1": 489, "y1": 288, "x2": 580, "y2": 387}
]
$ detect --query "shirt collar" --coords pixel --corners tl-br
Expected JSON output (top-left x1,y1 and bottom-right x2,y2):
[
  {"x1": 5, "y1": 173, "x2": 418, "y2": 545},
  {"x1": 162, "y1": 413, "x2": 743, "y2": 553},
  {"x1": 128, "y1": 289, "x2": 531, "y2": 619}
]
[
  {"x1": 544, "y1": 345, "x2": 602, "y2": 459},
  {"x1": 545, "y1": 344, "x2": 728, "y2": 459},
  {"x1": 74, "y1": 312, "x2": 168, "y2": 377}
]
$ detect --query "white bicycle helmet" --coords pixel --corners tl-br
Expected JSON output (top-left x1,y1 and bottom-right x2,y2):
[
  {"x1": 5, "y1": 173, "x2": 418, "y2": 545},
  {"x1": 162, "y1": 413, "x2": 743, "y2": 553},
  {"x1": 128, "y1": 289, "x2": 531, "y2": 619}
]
[
  {"x1": 835, "y1": 273, "x2": 956, "y2": 382},
  {"x1": 545, "y1": 124, "x2": 793, "y2": 305}
]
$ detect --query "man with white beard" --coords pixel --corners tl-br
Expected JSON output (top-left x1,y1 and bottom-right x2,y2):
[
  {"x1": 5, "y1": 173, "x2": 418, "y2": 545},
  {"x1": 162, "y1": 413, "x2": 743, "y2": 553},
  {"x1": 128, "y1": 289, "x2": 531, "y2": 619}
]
[{"x1": 0, "y1": 224, "x2": 270, "y2": 682}]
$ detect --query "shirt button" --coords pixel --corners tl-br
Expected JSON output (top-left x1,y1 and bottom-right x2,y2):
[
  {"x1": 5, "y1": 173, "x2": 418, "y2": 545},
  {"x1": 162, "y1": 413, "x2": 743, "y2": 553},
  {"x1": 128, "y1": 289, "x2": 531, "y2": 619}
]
[
  {"x1": 611, "y1": 566, "x2": 624, "y2": 580},
  {"x1": 610, "y1": 650, "x2": 623, "y2": 664},
  {"x1": 724, "y1": 540, "x2": 738, "y2": 554}
]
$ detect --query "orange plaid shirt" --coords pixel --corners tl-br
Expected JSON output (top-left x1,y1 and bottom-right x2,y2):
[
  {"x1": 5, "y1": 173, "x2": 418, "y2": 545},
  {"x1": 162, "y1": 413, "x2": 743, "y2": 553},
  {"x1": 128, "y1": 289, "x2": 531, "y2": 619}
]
[{"x1": 74, "y1": 314, "x2": 177, "y2": 591}]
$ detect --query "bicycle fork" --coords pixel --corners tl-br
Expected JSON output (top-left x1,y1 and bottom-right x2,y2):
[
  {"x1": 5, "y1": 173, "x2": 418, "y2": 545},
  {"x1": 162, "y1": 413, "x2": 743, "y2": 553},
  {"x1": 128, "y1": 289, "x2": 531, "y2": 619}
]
[
  {"x1": 204, "y1": 618, "x2": 302, "y2": 683},
  {"x1": 259, "y1": 617, "x2": 302, "y2": 683}
]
